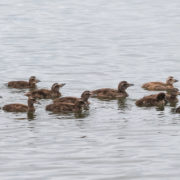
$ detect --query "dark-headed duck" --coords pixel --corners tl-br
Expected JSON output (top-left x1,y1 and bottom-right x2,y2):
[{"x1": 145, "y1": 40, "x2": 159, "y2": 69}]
[
  {"x1": 8, "y1": 76, "x2": 40, "y2": 89},
  {"x1": 53, "y1": 90, "x2": 91, "y2": 108},
  {"x1": 142, "y1": 76, "x2": 178, "y2": 91},
  {"x1": 46, "y1": 100, "x2": 85, "y2": 113},
  {"x1": 135, "y1": 92, "x2": 166, "y2": 107},
  {"x1": 166, "y1": 88, "x2": 180, "y2": 104},
  {"x1": 25, "y1": 83, "x2": 65, "y2": 99},
  {"x1": 3, "y1": 96, "x2": 36, "y2": 113},
  {"x1": 91, "y1": 81, "x2": 134, "y2": 99}
]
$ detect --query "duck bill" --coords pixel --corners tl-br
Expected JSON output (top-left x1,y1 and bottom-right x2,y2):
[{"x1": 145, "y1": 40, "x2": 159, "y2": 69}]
[
  {"x1": 36, "y1": 79, "x2": 41, "y2": 83},
  {"x1": 89, "y1": 92, "x2": 93, "y2": 97},
  {"x1": 59, "y1": 83, "x2": 66, "y2": 87},
  {"x1": 128, "y1": 83, "x2": 134, "y2": 87},
  {"x1": 174, "y1": 79, "x2": 178, "y2": 83}
]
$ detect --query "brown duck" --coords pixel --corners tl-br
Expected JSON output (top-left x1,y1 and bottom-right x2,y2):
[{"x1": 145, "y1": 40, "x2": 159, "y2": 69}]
[
  {"x1": 46, "y1": 100, "x2": 85, "y2": 113},
  {"x1": 25, "y1": 83, "x2": 65, "y2": 99},
  {"x1": 135, "y1": 92, "x2": 166, "y2": 107},
  {"x1": 142, "y1": 76, "x2": 178, "y2": 91},
  {"x1": 91, "y1": 81, "x2": 134, "y2": 99},
  {"x1": 165, "y1": 88, "x2": 180, "y2": 104},
  {"x1": 3, "y1": 96, "x2": 37, "y2": 113},
  {"x1": 53, "y1": 90, "x2": 91, "y2": 108},
  {"x1": 8, "y1": 76, "x2": 40, "y2": 89}
]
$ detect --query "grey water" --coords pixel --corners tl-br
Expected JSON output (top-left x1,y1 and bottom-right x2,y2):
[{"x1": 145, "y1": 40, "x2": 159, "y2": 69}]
[{"x1": 0, "y1": 0, "x2": 180, "y2": 179}]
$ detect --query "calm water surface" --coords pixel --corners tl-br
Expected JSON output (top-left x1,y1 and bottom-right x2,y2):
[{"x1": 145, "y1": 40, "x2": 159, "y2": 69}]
[{"x1": 0, "y1": 0, "x2": 180, "y2": 179}]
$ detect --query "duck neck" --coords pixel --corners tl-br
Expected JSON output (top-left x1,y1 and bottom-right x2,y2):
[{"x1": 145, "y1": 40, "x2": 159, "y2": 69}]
[
  {"x1": 118, "y1": 88, "x2": 126, "y2": 94},
  {"x1": 52, "y1": 87, "x2": 60, "y2": 93},
  {"x1": 81, "y1": 96, "x2": 88, "y2": 102},
  {"x1": 166, "y1": 80, "x2": 173, "y2": 86},
  {"x1": 29, "y1": 81, "x2": 36, "y2": 88},
  {"x1": 169, "y1": 94, "x2": 177, "y2": 99}
]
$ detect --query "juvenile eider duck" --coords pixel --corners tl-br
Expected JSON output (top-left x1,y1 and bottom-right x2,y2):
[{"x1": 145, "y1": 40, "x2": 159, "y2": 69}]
[
  {"x1": 165, "y1": 88, "x2": 180, "y2": 104},
  {"x1": 25, "y1": 83, "x2": 65, "y2": 99},
  {"x1": 142, "y1": 76, "x2": 178, "y2": 91},
  {"x1": 3, "y1": 96, "x2": 37, "y2": 113},
  {"x1": 53, "y1": 90, "x2": 91, "y2": 108},
  {"x1": 135, "y1": 92, "x2": 166, "y2": 107},
  {"x1": 46, "y1": 100, "x2": 85, "y2": 113},
  {"x1": 8, "y1": 76, "x2": 40, "y2": 89},
  {"x1": 175, "y1": 106, "x2": 180, "y2": 113},
  {"x1": 91, "y1": 81, "x2": 134, "y2": 99}
]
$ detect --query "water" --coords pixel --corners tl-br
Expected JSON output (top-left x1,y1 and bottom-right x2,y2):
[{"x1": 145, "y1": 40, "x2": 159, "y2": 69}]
[{"x1": 0, "y1": 0, "x2": 180, "y2": 179}]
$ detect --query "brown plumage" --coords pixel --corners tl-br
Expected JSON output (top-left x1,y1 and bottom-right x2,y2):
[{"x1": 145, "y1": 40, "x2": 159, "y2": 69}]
[
  {"x1": 3, "y1": 96, "x2": 36, "y2": 113},
  {"x1": 135, "y1": 92, "x2": 166, "y2": 107},
  {"x1": 91, "y1": 81, "x2": 134, "y2": 99},
  {"x1": 165, "y1": 88, "x2": 180, "y2": 104},
  {"x1": 53, "y1": 90, "x2": 91, "y2": 108},
  {"x1": 46, "y1": 100, "x2": 85, "y2": 113},
  {"x1": 142, "y1": 76, "x2": 178, "y2": 91},
  {"x1": 25, "y1": 83, "x2": 65, "y2": 99},
  {"x1": 176, "y1": 106, "x2": 180, "y2": 113},
  {"x1": 8, "y1": 76, "x2": 40, "y2": 89}
]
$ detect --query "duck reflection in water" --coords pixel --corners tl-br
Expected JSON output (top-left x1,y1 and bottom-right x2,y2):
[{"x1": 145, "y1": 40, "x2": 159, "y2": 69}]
[
  {"x1": 27, "y1": 112, "x2": 36, "y2": 120},
  {"x1": 117, "y1": 98, "x2": 128, "y2": 111}
]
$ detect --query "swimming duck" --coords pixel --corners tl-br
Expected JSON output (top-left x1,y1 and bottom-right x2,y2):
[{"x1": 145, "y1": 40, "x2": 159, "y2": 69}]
[
  {"x1": 91, "y1": 81, "x2": 134, "y2": 99},
  {"x1": 175, "y1": 106, "x2": 180, "y2": 113},
  {"x1": 165, "y1": 88, "x2": 180, "y2": 104},
  {"x1": 142, "y1": 76, "x2": 178, "y2": 91},
  {"x1": 3, "y1": 96, "x2": 37, "y2": 113},
  {"x1": 135, "y1": 92, "x2": 166, "y2": 107},
  {"x1": 46, "y1": 100, "x2": 85, "y2": 113},
  {"x1": 53, "y1": 90, "x2": 91, "y2": 108},
  {"x1": 25, "y1": 83, "x2": 65, "y2": 99},
  {"x1": 8, "y1": 76, "x2": 40, "y2": 89}
]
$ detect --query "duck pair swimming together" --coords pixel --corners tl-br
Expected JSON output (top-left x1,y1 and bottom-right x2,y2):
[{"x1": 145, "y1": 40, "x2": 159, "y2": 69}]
[{"x1": 136, "y1": 88, "x2": 180, "y2": 107}]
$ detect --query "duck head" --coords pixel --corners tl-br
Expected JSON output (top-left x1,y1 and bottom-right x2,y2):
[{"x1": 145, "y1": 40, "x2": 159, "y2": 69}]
[
  {"x1": 81, "y1": 91, "x2": 92, "y2": 101},
  {"x1": 156, "y1": 92, "x2": 166, "y2": 101},
  {"x1": 118, "y1": 81, "x2": 134, "y2": 92},
  {"x1": 51, "y1": 83, "x2": 66, "y2": 92},
  {"x1": 166, "y1": 76, "x2": 178, "y2": 85},
  {"x1": 29, "y1": 76, "x2": 40, "y2": 87}
]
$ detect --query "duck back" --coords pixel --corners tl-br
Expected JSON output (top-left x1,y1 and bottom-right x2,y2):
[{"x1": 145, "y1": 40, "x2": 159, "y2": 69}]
[{"x1": 3, "y1": 104, "x2": 28, "y2": 112}]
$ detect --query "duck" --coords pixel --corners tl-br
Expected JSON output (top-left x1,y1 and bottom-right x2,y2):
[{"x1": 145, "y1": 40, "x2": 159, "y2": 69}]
[
  {"x1": 3, "y1": 96, "x2": 37, "y2": 113},
  {"x1": 135, "y1": 92, "x2": 166, "y2": 107},
  {"x1": 8, "y1": 76, "x2": 40, "y2": 89},
  {"x1": 46, "y1": 100, "x2": 85, "y2": 113},
  {"x1": 91, "y1": 81, "x2": 134, "y2": 99},
  {"x1": 25, "y1": 83, "x2": 65, "y2": 99},
  {"x1": 142, "y1": 76, "x2": 178, "y2": 91},
  {"x1": 53, "y1": 90, "x2": 91, "y2": 108},
  {"x1": 175, "y1": 106, "x2": 180, "y2": 113},
  {"x1": 165, "y1": 88, "x2": 180, "y2": 104}
]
